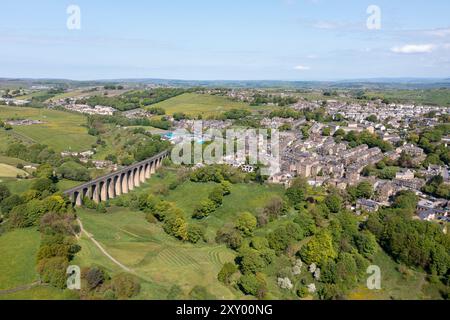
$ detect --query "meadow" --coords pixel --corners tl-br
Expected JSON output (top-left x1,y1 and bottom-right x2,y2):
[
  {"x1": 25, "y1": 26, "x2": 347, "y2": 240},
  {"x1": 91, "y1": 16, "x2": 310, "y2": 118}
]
[
  {"x1": 75, "y1": 208, "x2": 240, "y2": 299},
  {"x1": 0, "y1": 163, "x2": 28, "y2": 178},
  {"x1": 0, "y1": 106, "x2": 96, "y2": 152},
  {"x1": 0, "y1": 228, "x2": 41, "y2": 291},
  {"x1": 0, "y1": 228, "x2": 77, "y2": 300},
  {"x1": 147, "y1": 93, "x2": 253, "y2": 117}
]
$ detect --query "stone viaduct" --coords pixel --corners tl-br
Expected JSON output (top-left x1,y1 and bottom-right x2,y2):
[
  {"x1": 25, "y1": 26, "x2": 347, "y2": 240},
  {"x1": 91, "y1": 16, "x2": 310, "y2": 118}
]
[{"x1": 64, "y1": 150, "x2": 169, "y2": 206}]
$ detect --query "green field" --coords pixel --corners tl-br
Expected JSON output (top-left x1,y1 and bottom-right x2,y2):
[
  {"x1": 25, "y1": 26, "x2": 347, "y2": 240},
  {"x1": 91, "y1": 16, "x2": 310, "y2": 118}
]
[
  {"x1": 348, "y1": 249, "x2": 442, "y2": 300},
  {"x1": 0, "y1": 163, "x2": 28, "y2": 178},
  {"x1": 0, "y1": 228, "x2": 41, "y2": 291},
  {"x1": 0, "y1": 106, "x2": 96, "y2": 152},
  {"x1": 76, "y1": 208, "x2": 239, "y2": 299},
  {"x1": 364, "y1": 88, "x2": 450, "y2": 107},
  {"x1": 147, "y1": 93, "x2": 253, "y2": 117}
]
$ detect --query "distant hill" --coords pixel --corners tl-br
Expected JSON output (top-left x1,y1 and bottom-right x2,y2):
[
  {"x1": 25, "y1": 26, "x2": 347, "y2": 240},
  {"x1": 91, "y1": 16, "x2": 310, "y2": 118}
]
[{"x1": 1, "y1": 77, "x2": 450, "y2": 90}]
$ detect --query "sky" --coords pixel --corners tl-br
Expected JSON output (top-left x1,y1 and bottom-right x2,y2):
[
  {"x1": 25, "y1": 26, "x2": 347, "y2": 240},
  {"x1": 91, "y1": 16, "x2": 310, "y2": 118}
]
[{"x1": 1, "y1": 0, "x2": 450, "y2": 81}]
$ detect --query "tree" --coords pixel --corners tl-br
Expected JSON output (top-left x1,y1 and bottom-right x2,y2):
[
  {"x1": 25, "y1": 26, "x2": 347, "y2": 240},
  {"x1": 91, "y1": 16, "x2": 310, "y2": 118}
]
[
  {"x1": 238, "y1": 273, "x2": 267, "y2": 297},
  {"x1": 31, "y1": 178, "x2": 57, "y2": 194},
  {"x1": 218, "y1": 262, "x2": 238, "y2": 285},
  {"x1": 325, "y1": 193, "x2": 343, "y2": 213},
  {"x1": 286, "y1": 178, "x2": 308, "y2": 202},
  {"x1": 37, "y1": 257, "x2": 69, "y2": 289},
  {"x1": 267, "y1": 227, "x2": 291, "y2": 253},
  {"x1": 86, "y1": 267, "x2": 107, "y2": 290},
  {"x1": 57, "y1": 161, "x2": 90, "y2": 181},
  {"x1": 187, "y1": 224, "x2": 205, "y2": 243},
  {"x1": 354, "y1": 231, "x2": 378, "y2": 259},
  {"x1": 300, "y1": 230, "x2": 337, "y2": 266},
  {"x1": 163, "y1": 213, "x2": 189, "y2": 241},
  {"x1": 356, "y1": 181, "x2": 374, "y2": 199},
  {"x1": 193, "y1": 199, "x2": 216, "y2": 219},
  {"x1": 35, "y1": 164, "x2": 55, "y2": 180},
  {"x1": 235, "y1": 212, "x2": 257, "y2": 236},
  {"x1": 208, "y1": 186, "x2": 224, "y2": 207},
  {"x1": 0, "y1": 194, "x2": 24, "y2": 215},
  {"x1": 263, "y1": 196, "x2": 287, "y2": 220},
  {"x1": 220, "y1": 180, "x2": 232, "y2": 196},
  {"x1": 216, "y1": 224, "x2": 243, "y2": 249},
  {"x1": 0, "y1": 184, "x2": 11, "y2": 203}
]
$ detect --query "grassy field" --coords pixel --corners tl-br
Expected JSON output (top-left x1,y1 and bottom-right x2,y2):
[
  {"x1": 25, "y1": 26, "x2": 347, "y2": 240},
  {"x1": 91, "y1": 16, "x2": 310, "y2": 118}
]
[
  {"x1": 146, "y1": 93, "x2": 253, "y2": 117},
  {"x1": 0, "y1": 163, "x2": 28, "y2": 178},
  {"x1": 0, "y1": 106, "x2": 96, "y2": 152},
  {"x1": 348, "y1": 249, "x2": 442, "y2": 300},
  {"x1": 129, "y1": 170, "x2": 285, "y2": 237},
  {"x1": 0, "y1": 286, "x2": 79, "y2": 300},
  {"x1": 0, "y1": 228, "x2": 41, "y2": 291},
  {"x1": 76, "y1": 208, "x2": 239, "y2": 299},
  {"x1": 364, "y1": 89, "x2": 450, "y2": 107},
  {"x1": 69, "y1": 168, "x2": 286, "y2": 299}
]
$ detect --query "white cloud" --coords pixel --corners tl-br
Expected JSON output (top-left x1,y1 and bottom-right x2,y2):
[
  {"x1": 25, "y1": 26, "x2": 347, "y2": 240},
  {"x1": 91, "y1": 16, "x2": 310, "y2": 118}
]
[
  {"x1": 294, "y1": 65, "x2": 311, "y2": 70},
  {"x1": 391, "y1": 44, "x2": 435, "y2": 54}
]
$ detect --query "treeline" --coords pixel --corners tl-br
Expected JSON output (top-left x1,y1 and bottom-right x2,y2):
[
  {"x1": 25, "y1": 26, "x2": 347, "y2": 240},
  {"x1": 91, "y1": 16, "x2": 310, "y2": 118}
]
[
  {"x1": 87, "y1": 114, "x2": 172, "y2": 131},
  {"x1": 250, "y1": 94, "x2": 298, "y2": 107}
]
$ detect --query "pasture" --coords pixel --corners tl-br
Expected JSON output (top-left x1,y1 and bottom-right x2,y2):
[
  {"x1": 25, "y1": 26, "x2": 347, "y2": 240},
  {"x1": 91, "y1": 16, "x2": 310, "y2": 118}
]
[
  {"x1": 147, "y1": 93, "x2": 252, "y2": 117},
  {"x1": 76, "y1": 208, "x2": 239, "y2": 299},
  {"x1": 0, "y1": 228, "x2": 41, "y2": 291},
  {"x1": 0, "y1": 106, "x2": 96, "y2": 152},
  {"x1": 0, "y1": 163, "x2": 28, "y2": 178}
]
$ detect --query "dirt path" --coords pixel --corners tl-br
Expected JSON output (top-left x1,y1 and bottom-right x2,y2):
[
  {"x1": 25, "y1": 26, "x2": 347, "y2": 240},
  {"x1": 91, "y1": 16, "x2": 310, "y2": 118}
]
[
  {"x1": 0, "y1": 281, "x2": 43, "y2": 296},
  {"x1": 77, "y1": 218, "x2": 132, "y2": 273}
]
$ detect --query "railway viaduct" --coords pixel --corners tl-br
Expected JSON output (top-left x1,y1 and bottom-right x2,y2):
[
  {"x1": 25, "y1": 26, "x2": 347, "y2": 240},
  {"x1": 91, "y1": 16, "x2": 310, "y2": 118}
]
[{"x1": 64, "y1": 150, "x2": 169, "y2": 206}]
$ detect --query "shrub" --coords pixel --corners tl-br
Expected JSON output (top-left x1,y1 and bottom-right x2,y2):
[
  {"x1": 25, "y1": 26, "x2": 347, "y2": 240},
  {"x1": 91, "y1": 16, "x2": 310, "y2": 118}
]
[
  {"x1": 187, "y1": 224, "x2": 205, "y2": 243},
  {"x1": 37, "y1": 257, "x2": 69, "y2": 289},
  {"x1": 111, "y1": 273, "x2": 140, "y2": 299},
  {"x1": 218, "y1": 262, "x2": 238, "y2": 285},
  {"x1": 238, "y1": 273, "x2": 267, "y2": 297},
  {"x1": 193, "y1": 199, "x2": 216, "y2": 219},
  {"x1": 235, "y1": 212, "x2": 257, "y2": 236}
]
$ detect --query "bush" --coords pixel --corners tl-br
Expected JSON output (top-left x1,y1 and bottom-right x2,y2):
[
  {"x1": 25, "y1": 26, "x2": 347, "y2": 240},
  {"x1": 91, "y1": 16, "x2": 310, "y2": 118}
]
[
  {"x1": 85, "y1": 267, "x2": 107, "y2": 290},
  {"x1": 57, "y1": 161, "x2": 90, "y2": 181},
  {"x1": 187, "y1": 224, "x2": 205, "y2": 243},
  {"x1": 238, "y1": 273, "x2": 267, "y2": 297},
  {"x1": 208, "y1": 186, "x2": 224, "y2": 207},
  {"x1": 193, "y1": 199, "x2": 216, "y2": 219},
  {"x1": 111, "y1": 273, "x2": 140, "y2": 299},
  {"x1": 37, "y1": 257, "x2": 69, "y2": 289},
  {"x1": 235, "y1": 212, "x2": 257, "y2": 236},
  {"x1": 218, "y1": 262, "x2": 238, "y2": 285},
  {"x1": 216, "y1": 225, "x2": 243, "y2": 249}
]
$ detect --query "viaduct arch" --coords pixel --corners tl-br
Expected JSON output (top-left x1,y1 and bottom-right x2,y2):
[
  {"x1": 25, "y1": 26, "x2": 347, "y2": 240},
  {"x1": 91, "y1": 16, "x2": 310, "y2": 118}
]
[{"x1": 64, "y1": 150, "x2": 169, "y2": 206}]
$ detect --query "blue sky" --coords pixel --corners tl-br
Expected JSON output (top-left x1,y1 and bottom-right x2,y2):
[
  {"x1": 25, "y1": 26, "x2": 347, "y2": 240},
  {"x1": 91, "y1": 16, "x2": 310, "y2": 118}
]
[{"x1": 1, "y1": 0, "x2": 450, "y2": 80}]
